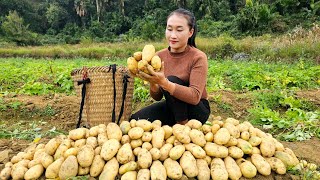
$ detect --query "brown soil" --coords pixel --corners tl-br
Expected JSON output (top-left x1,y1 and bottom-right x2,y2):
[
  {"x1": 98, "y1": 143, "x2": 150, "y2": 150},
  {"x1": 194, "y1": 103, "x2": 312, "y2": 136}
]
[{"x1": 0, "y1": 89, "x2": 319, "y2": 179}]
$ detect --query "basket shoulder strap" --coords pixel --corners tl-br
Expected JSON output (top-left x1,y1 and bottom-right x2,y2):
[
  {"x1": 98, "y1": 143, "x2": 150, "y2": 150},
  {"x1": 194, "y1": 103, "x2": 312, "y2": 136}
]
[
  {"x1": 109, "y1": 64, "x2": 117, "y2": 123},
  {"x1": 77, "y1": 78, "x2": 91, "y2": 128},
  {"x1": 117, "y1": 74, "x2": 130, "y2": 124}
]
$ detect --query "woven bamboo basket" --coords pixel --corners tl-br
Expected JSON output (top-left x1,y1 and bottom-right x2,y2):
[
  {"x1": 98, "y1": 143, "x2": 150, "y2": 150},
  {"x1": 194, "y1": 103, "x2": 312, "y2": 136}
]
[{"x1": 71, "y1": 65, "x2": 134, "y2": 127}]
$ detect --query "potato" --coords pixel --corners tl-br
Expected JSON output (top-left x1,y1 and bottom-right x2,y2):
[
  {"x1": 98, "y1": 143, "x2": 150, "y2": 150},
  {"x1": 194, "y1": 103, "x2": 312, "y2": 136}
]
[
  {"x1": 138, "y1": 148, "x2": 152, "y2": 169},
  {"x1": 172, "y1": 125, "x2": 190, "y2": 144},
  {"x1": 64, "y1": 148, "x2": 78, "y2": 158},
  {"x1": 186, "y1": 119, "x2": 202, "y2": 129},
  {"x1": 117, "y1": 143, "x2": 134, "y2": 164},
  {"x1": 45, "y1": 138, "x2": 60, "y2": 155},
  {"x1": 133, "y1": 51, "x2": 142, "y2": 61},
  {"x1": 252, "y1": 147, "x2": 261, "y2": 154},
  {"x1": 100, "y1": 157, "x2": 119, "y2": 180},
  {"x1": 107, "y1": 123, "x2": 122, "y2": 141},
  {"x1": 228, "y1": 146, "x2": 244, "y2": 159},
  {"x1": 133, "y1": 147, "x2": 142, "y2": 156},
  {"x1": 251, "y1": 154, "x2": 271, "y2": 176},
  {"x1": 5, "y1": 162, "x2": 13, "y2": 168},
  {"x1": 241, "y1": 131, "x2": 250, "y2": 140},
  {"x1": 150, "y1": 148, "x2": 161, "y2": 161},
  {"x1": 137, "y1": 169, "x2": 150, "y2": 180},
  {"x1": 151, "y1": 127, "x2": 165, "y2": 149},
  {"x1": 237, "y1": 123, "x2": 249, "y2": 132},
  {"x1": 46, "y1": 157, "x2": 64, "y2": 179},
  {"x1": 77, "y1": 145, "x2": 95, "y2": 167},
  {"x1": 136, "y1": 119, "x2": 153, "y2": 132},
  {"x1": 237, "y1": 139, "x2": 253, "y2": 154},
  {"x1": 142, "y1": 44, "x2": 156, "y2": 62},
  {"x1": 130, "y1": 119, "x2": 137, "y2": 127},
  {"x1": 211, "y1": 124, "x2": 220, "y2": 134},
  {"x1": 119, "y1": 161, "x2": 138, "y2": 175},
  {"x1": 273, "y1": 138, "x2": 285, "y2": 151},
  {"x1": 283, "y1": 148, "x2": 299, "y2": 165},
  {"x1": 28, "y1": 159, "x2": 41, "y2": 168},
  {"x1": 248, "y1": 136, "x2": 261, "y2": 147},
  {"x1": 137, "y1": 60, "x2": 149, "y2": 74},
  {"x1": 24, "y1": 164, "x2": 44, "y2": 180},
  {"x1": 162, "y1": 125, "x2": 173, "y2": 139},
  {"x1": 0, "y1": 167, "x2": 11, "y2": 180},
  {"x1": 69, "y1": 128, "x2": 87, "y2": 140},
  {"x1": 86, "y1": 136, "x2": 98, "y2": 149},
  {"x1": 98, "y1": 132, "x2": 108, "y2": 146},
  {"x1": 58, "y1": 155, "x2": 78, "y2": 180},
  {"x1": 89, "y1": 126, "x2": 100, "y2": 137},
  {"x1": 128, "y1": 127, "x2": 144, "y2": 140},
  {"x1": 121, "y1": 171, "x2": 137, "y2": 180},
  {"x1": 127, "y1": 57, "x2": 138, "y2": 74},
  {"x1": 204, "y1": 156, "x2": 212, "y2": 165},
  {"x1": 166, "y1": 136, "x2": 175, "y2": 144},
  {"x1": 41, "y1": 153, "x2": 54, "y2": 168},
  {"x1": 196, "y1": 159, "x2": 210, "y2": 180},
  {"x1": 204, "y1": 132, "x2": 214, "y2": 142},
  {"x1": 225, "y1": 137, "x2": 238, "y2": 147},
  {"x1": 274, "y1": 151, "x2": 298, "y2": 168},
  {"x1": 189, "y1": 129, "x2": 206, "y2": 147},
  {"x1": 180, "y1": 151, "x2": 198, "y2": 178},
  {"x1": 204, "y1": 142, "x2": 228, "y2": 158},
  {"x1": 142, "y1": 142, "x2": 152, "y2": 150},
  {"x1": 214, "y1": 128, "x2": 230, "y2": 145},
  {"x1": 169, "y1": 145, "x2": 185, "y2": 160},
  {"x1": 237, "y1": 159, "x2": 257, "y2": 178},
  {"x1": 260, "y1": 138, "x2": 276, "y2": 157},
  {"x1": 150, "y1": 160, "x2": 167, "y2": 180},
  {"x1": 152, "y1": 120, "x2": 162, "y2": 129},
  {"x1": 78, "y1": 166, "x2": 90, "y2": 176},
  {"x1": 142, "y1": 132, "x2": 152, "y2": 142},
  {"x1": 54, "y1": 144, "x2": 69, "y2": 160},
  {"x1": 130, "y1": 139, "x2": 143, "y2": 149},
  {"x1": 223, "y1": 122, "x2": 240, "y2": 138},
  {"x1": 90, "y1": 155, "x2": 105, "y2": 177},
  {"x1": 164, "y1": 158, "x2": 183, "y2": 179},
  {"x1": 74, "y1": 139, "x2": 86, "y2": 148},
  {"x1": 120, "y1": 121, "x2": 131, "y2": 135},
  {"x1": 151, "y1": 55, "x2": 162, "y2": 71},
  {"x1": 11, "y1": 165, "x2": 28, "y2": 180},
  {"x1": 224, "y1": 156, "x2": 242, "y2": 180},
  {"x1": 201, "y1": 124, "x2": 212, "y2": 134},
  {"x1": 185, "y1": 143, "x2": 206, "y2": 159},
  {"x1": 121, "y1": 135, "x2": 131, "y2": 145},
  {"x1": 225, "y1": 117, "x2": 240, "y2": 126},
  {"x1": 210, "y1": 158, "x2": 228, "y2": 180},
  {"x1": 101, "y1": 139, "x2": 121, "y2": 161},
  {"x1": 266, "y1": 157, "x2": 286, "y2": 175}
]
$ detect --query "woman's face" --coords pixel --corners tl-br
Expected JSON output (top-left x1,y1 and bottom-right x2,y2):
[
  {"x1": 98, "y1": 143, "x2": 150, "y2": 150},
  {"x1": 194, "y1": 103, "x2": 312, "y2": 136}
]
[{"x1": 166, "y1": 14, "x2": 193, "y2": 53}]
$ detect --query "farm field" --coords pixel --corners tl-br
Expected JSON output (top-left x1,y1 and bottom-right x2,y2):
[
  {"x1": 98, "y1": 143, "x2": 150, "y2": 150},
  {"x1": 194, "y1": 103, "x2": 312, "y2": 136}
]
[{"x1": 0, "y1": 57, "x2": 319, "y2": 179}]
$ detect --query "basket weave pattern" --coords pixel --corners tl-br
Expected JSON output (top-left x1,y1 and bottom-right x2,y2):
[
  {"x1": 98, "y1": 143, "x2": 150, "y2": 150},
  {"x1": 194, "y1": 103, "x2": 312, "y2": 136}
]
[{"x1": 71, "y1": 66, "x2": 134, "y2": 127}]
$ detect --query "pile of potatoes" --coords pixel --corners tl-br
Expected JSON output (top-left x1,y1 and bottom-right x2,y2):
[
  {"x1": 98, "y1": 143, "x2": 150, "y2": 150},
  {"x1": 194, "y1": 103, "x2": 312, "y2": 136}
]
[
  {"x1": 0, "y1": 118, "x2": 304, "y2": 180},
  {"x1": 127, "y1": 44, "x2": 162, "y2": 75}
]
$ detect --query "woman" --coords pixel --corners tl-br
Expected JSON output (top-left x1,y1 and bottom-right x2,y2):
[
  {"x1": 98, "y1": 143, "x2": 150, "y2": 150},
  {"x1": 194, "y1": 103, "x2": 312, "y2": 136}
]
[{"x1": 131, "y1": 8, "x2": 210, "y2": 126}]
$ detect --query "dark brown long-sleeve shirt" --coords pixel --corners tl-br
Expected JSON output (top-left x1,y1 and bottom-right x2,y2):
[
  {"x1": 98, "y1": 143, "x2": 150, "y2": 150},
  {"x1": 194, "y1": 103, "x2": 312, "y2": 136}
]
[{"x1": 150, "y1": 45, "x2": 208, "y2": 105}]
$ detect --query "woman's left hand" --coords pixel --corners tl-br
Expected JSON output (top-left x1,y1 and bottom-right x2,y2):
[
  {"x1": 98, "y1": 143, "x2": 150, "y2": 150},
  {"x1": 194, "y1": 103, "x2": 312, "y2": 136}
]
[{"x1": 137, "y1": 62, "x2": 167, "y2": 86}]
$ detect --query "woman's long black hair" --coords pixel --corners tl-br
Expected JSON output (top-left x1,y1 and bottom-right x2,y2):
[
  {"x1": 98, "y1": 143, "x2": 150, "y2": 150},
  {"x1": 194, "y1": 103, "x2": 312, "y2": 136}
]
[{"x1": 167, "y1": 8, "x2": 197, "y2": 48}]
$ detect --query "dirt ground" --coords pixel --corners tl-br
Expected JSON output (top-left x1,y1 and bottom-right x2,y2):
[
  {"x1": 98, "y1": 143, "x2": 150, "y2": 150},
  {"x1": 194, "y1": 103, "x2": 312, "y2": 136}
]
[{"x1": 0, "y1": 89, "x2": 319, "y2": 179}]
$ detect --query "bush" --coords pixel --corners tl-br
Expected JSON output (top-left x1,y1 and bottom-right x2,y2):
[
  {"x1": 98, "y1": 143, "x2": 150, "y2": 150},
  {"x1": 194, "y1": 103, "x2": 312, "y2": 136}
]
[{"x1": 197, "y1": 18, "x2": 239, "y2": 37}]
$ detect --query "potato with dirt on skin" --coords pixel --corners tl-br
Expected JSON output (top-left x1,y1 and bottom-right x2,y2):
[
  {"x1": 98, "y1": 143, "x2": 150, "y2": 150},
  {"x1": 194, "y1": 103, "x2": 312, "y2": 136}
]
[
  {"x1": 45, "y1": 138, "x2": 61, "y2": 156},
  {"x1": 122, "y1": 171, "x2": 137, "y2": 180},
  {"x1": 150, "y1": 160, "x2": 167, "y2": 180},
  {"x1": 185, "y1": 143, "x2": 206, "y2": 159},
  {"x1": 90, "y1": 155, "x2": 105, "y2": 177},
  {"x1": 41, "y1": 153, "x2": 54, "y2": 168},
  {"x1": 69, "y1": 128, "x2": 87, "y2": 140},
  {"x1": 196, "y1": 159, "x2": 210, "y2": 180},
  {"x1": 127, "y1": 57, "x2": 138, "y2": 75},
  {"x1": 128, "y1": 127, "x2": 144, "y2": 140},
  {"x1": 260, "y1": 138, "x2": 276, "y2": 157},
  {"x1": 190, "y1": 129, "x2": 206, "y2": 147},
  {"x1": 136, "y1": 119, "x2": 153, "y2": 132},
  {"x1": 210, "y1": 158, "x2": 228, "y2": 180},
  {"x1": 162, "y1": 125, "x2": 173, "y2": 139},
  {"x1": 0, "y1": 167, "x2": 11, "y2": 180},
  {"x1": 214, "y1": 128, "x2": 230, "y2": 145},
  {"x1": 120, "y1": 121, "x2": 131, "y2": 135},
  {"x1": 59, "y1": 155, "x2": 78, "y2": 180},
  {"x1": 11, "y1": 165, "x2": 28, "y2": 180},
  {"x1": 98, "y1": 132, "x2": 108, "y2": 146},
  {"x1": 151, "y1": 127, "x2": 165, "y2": 149},
  {"x1": 77, "y1": 145, "x2": 95, "y2": 167},
  {"x1": 99, "y1": 157, "x2": 119, "y2": 180},
  {"x1": 204, "y1": 142, "x2": 228, "y2": 158},
  {"x1": 101, "y1": 139, "x2": 121, "y2": 161},
  {"x1": 142, "y1": 142, "x2": 152, "y2": 150},
  {"x1": 173, "y1": 124, "x2": 190, "y2": 144},
  {"x1": 78, "y1": 166, "x2": 90, "y2": 176},
  {"x1": 186, "y1": 119, "x2": 202, "y2": 129},
  {"x1": 205, "y1": 132, "x2": 214, "y2": 142},
  {"x1": 169, "y1": 144, "x2": 185, "y2": 160},
  {"x1": 266, "y1": 157, "x2": 286, "y2": 175},
  {"x1": 131, "y1": 139, "x2": 143, "y2": 149},
  {"x1": 237, "y1": 139, "x2": 253, "y2": 154},
  {"x1": 107, "y1": 123, "x2": 122, "y2": 141},
  {"x1": 274, "y1": 151, "x2": 298, "y2": 168},
  {"x1": 228, "y1": 146, "x2": 244, "y2": 159},
  {"x1": 237, "y1": 158, "x2": 257, "y2": 178},
  {"x1": 138, "y1": 60, "x2": 149, "y2": 74},
  {"x1": 137, "y1": 169, "x2": 150, "y2": 180},
  {"x1": 119, "y1": 161, "x2": 138, "y2": 175},
  {"x1": 121, "y1": 135, "x2": 130, "y2": 145},
  {"x1": 151, "y1": 55, "x2": 162, "y2": 71},
  {"x1": 224, "y1": 156, "x2": 242, "y2": 180},
  {"x1": 24, "y1": 164, "x2": 44, "y2": 180},
  {"x1": 117, "y1": 143, "x2": 134, "y2": 164},
  {"x1": 138, "y1": 148, "x2": 152, "y2": 169},
  {"x1": 134, "y1": 51, "x2": 142, "y2": 61},
  {"x1": 164, "y1": 158, "x2": 183, "y2": 179},
  {"x1": 45, "y1": 157, "x2": 64, "y2": 179},
  {"x1": 180, "y1": 151, "x2": 198, "y2": 178},
  {"x1": 251, "y1": 154, "x2": 271, "y2": 176},
  {"x1": 150, "y1": 148, "x2": 161, "y2": 161},
  {"x1": 142, "y1": 44, "x2": 156, "y2": 62}
]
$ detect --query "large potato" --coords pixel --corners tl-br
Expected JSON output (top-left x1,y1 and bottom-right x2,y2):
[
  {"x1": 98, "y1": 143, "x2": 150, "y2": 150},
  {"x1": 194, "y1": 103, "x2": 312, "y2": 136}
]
[
  {"x1": 237, "y1": 159, "x2": 257, "y2": 178},
  {"x1": 117, "y1": 143, "x2": 134, "y2": 164},
  {"x1": 45, "y1": 138, "x2": 60, "y2": 155},
  {"x1": 164, "y1": 158, "x2": 183, "y2": 179},
  {"x1": 90, "y1": 155, "x2": 105, "y2": 177},
  {"x1": 186, "y1": 119, "x2": 202, "y2": 129},
  {"x1": 162, "y1": 125, "x2": 173, "y2": 139},
  {"x1": 101, "y1": 139, "x2": 121, "y2": 161},
  {"x1": 99, "y1": 157, "x2": 119, "y2": 180},
  {"x1": 251, "y1": 154, "x2": 271, "y2": 176},
  {"x1": 45, "y1": 157, "x2": 64, "y2": 179},
  {"x1": 137, "y1": 148, "x2": 152, "y2": 169},
  {"x1": 137, "y1": 169, "x2": 150, "y2": 180},
  {"x1": 59, "y1": 155, "x2": 78, "y2": 180},
  {"x1": 223, "y1": 122, "x2": 240, "y2": 138},
  {"x1": 136, "y1": 119, "x2": 153, "y2": 132},
  {"x1": 274, "y1": 151, "x2": 298, "y2": 168},
  {"x1": 172, "y1": 125, "x2": 190, "y2": 144},
  {"x1": 151, "y1": 127, "x2": 165, "y2": 149},
  {"x1": 142, "y1": 44, "x2": 156, "y2": 62},
  {"x1": 69, "y1": 128, "x2": 87, "y2": 140},
  {"x1": 214, "y1": 128, "x2": 230, "y2": 145},
  {"x1": 11, "y1": 166, "x2": 28, "y2": 180},
  {"x1": 150, "y1": 148, "x2": 161, "y2": 161},
  {"x1": 120, "y1": 121, "x2": 131, "y2": 135},
  {"x1": 169, "y1": 145, "x2": 185, "y2": 160},
  {"x1": 266, "y1": 157, "x2": 286, "y2": 175},
  {"x1": 142, "y1": 132, "x2": 152, "y2": 142},
  {"x1": 283, "y1": 148, "x2": 299, "y2": 165},
  {"x1": 150, "y1": 160, "x2": 167, "y2": 180},
  {"x1": 196, "y1": 159, "x2": 210, "y2": 180},
  {"x1": 107, "y1": 123, "x2": 122, "y2": 141},
  {"x1": 180, "y1": 151, "x2": 198, "y2": 178},
  {"x1": 121, "y1": 171, "x2": 137, "y2": 180},
  {"x1": 185, "y1": 143, "x2": 206, "y2": 159},
  {"x1": 260, "y1": 138, "x2": 276, "y2": 157},
  {"x1": 128, "y1": 127, "x2": 144, "y2": 140},
  {"x1": 190, "y1": 129, "x2": 206, "y2": 147},
  {"x1": 159, "y1": 143, "x2": 173, "y2": 161},
  {"x1": 151, "y1": 55, "x2": 162, "y2": 71},
  {"x1": 98, "y1": 132, "x2": 108, "y2": 146},
  {"x1": 41, "y1": 153, "x2": 54, "y2": 168},
  {"x1": 127, "y1": 57, "x2": 138, "y2": 74},
  {"x1": 228, "y1": 146, "x2": 244, "y2": 159},
  {"x1": 86, "y1": 136, "x2": 98, "y2": 149},
  {"x1": 210, "y1": 158, "x2": 228, "y2": 180},
  {"x1": 24, "y1": 164, "x2": 44, "y2": 180},
  {"x1": 77, "y1": 145, "x2": 95, "y2": 167},
  {"x1": 204, "y1": 142, "x2": 228, "y2": 158},
  {"x1": 237, "y1": 139, "x2": 253, "y2": 154},
  {"x1": 224, "y1": 156, "x2": 242, "y2": 180}
]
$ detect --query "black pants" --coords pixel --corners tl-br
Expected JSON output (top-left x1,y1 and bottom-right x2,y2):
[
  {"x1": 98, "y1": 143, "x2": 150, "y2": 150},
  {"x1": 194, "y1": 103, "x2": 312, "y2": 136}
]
[{"x1": 130, "y1": 76, "x2": 210, "y2": 126}]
